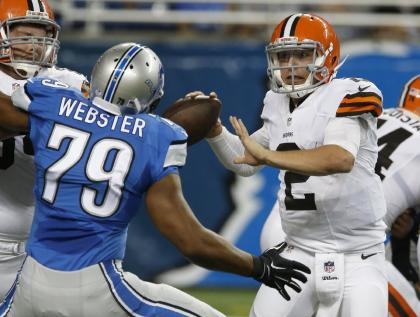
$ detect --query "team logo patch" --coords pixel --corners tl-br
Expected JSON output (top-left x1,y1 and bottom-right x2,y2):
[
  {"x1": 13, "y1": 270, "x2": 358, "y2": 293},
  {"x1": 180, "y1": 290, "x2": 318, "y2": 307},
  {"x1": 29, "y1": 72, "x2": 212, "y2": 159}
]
[{"x1": 324, "y1": 261, "x2": 335, "y2": 273}]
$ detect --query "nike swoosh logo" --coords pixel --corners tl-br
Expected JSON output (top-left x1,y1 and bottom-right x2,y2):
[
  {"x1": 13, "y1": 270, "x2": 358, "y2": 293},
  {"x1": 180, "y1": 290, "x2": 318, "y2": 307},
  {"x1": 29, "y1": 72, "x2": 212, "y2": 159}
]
[
  {"x1": 358, "y1": 85, "x2": 371, "y2": 92},
  {"x1": 361, "y1": 253, "x2": 377, "y2": 260}
]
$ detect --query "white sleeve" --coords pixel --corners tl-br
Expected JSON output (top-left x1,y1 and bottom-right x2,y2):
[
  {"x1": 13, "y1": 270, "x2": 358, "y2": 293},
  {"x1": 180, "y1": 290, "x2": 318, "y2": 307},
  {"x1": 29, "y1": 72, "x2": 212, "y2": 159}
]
[
  {"x1": 11, "y1": 86, "x2": 31, "y2": 111},
  {"x1": 323, "y1": 117, "x2": 361, "y2": 158},
  {"x1": 206, "y1": 125, "x2": 268, "y2": 177}
]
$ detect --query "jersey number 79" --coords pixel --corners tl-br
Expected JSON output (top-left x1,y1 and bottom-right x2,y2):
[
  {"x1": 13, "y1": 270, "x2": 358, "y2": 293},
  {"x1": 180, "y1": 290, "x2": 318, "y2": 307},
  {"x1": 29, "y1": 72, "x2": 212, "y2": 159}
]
[{"x1": 43, "y1": 123, "x2": 133, "y2": 218}]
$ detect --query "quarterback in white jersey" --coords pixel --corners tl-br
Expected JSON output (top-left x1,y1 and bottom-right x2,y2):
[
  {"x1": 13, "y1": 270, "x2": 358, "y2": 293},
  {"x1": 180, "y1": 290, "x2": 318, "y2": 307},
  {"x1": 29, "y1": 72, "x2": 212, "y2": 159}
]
[
  {"x1": 204, "y1": 13, "x2": 387, "y2": 317},
  {"x1": 257, "y1": 75, "x2": 420, "y2": 316},
  {"x1": 0, "y1": 0, "x2": 88, "y2": 300}
]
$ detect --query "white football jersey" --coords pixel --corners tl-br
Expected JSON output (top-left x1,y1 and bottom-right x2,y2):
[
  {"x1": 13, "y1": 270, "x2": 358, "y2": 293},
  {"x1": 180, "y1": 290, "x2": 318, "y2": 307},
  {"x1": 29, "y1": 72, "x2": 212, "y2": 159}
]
[
  {"x1": 0, "y1": 67, "x2": 87, "y2": 241},
  {"x1": 260, "y1": 78, "x2": 387, "y2": 253},
  {"x1": 376, "y1": 108, "x2": 420, "y2": 227}
]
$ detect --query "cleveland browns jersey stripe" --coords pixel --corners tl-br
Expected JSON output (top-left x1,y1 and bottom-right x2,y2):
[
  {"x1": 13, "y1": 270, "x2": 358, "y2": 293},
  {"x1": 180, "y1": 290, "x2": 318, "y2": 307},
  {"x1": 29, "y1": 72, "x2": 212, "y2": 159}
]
[
  {"x1": 388, "y1": 283, "x2": 417, "y2": 317},
  {"x1": 337, "y1": 92, "x2": 382, "y2": 117}
]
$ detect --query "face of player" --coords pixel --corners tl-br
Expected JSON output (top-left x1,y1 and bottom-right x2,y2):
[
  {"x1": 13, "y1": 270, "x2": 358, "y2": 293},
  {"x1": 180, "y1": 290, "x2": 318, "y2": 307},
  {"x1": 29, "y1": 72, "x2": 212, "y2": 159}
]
[
  {"x1": 275, "y1": 49, "x2": 315, "y2": 85},
  {"x1": 8, "y1": 23, "x2": 49, "y2": 62}
]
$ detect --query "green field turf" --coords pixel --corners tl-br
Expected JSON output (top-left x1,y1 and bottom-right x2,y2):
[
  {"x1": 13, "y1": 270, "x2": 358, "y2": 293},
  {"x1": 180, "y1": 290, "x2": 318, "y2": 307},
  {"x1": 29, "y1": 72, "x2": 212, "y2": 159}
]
[{"x1": 183, "y1": 288, "x2": 257, "y2": 317}]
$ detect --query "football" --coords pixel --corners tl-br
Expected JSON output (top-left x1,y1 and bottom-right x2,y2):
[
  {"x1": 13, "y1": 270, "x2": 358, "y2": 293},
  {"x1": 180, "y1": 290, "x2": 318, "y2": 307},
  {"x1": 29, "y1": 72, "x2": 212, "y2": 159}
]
[{"x1": 162, "y1": 96, "x2": 221, "y2": 146}]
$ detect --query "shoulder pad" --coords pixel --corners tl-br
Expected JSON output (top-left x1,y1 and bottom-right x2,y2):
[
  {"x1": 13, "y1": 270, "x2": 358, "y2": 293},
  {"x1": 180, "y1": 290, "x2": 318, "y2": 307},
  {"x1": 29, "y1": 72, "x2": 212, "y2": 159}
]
[
  {"x1": 25, "y1": 77, "x2": 70, "y2": 97},
  {"x1": 12, "y1": 77, "x2": 70, "y2": 112},
  {"x1": 39, "y1": 67, "x2": 89, "y2": 93},
  {"x1": 146, "y1": 114, "x2": 188, "y2": 143}
]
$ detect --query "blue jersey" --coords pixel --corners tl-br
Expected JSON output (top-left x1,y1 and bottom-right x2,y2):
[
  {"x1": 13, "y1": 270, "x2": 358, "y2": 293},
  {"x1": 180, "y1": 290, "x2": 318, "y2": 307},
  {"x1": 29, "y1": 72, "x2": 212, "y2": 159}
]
[{"x1": 11, "y1": 77, "x2": 188, "y2": 271}]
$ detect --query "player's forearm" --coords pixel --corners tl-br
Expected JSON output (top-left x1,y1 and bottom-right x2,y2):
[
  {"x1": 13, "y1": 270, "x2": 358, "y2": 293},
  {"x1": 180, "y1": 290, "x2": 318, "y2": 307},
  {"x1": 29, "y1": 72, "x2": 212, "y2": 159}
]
[
  {"x1": 207, "y1": 126, "x2": 261, "y2": 177},
  {"x1": 182, "y1": 227, "x2": 254, "y2": 277},
  {"x1": 263, "y1": 144, "x2": 355, "y2": 176}
]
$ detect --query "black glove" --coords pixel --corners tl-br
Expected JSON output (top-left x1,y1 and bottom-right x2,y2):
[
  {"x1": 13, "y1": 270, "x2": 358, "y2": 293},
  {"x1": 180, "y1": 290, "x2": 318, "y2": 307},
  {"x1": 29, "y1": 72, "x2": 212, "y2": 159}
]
[{"x1": 252, "y1": 242, "x2": 311, "y2": 301}]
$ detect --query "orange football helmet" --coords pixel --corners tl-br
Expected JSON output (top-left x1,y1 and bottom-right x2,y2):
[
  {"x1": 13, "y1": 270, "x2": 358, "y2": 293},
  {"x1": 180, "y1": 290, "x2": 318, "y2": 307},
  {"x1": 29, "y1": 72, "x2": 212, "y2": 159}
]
[
  {"x1": 266, "y1": 13, "x2": 340, "y2": 98},
  {"x1": 398, "y1": 75, "x2": 420, "y2": 117},
  {"x1": 0, "y1": 0, "x2": 60, "y2": 78}
]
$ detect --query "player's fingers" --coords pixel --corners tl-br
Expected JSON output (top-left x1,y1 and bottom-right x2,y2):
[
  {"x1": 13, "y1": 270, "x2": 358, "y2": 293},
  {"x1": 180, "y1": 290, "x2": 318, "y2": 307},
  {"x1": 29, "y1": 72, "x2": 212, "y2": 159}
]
[
  {"x1": 272, "y1": 242, "x2": 287, "y2": 252},
  {"x1": 284, "y1": 279, "x2": 302, "y2": 293},
  {"x1": 289, "y1": 260, "x2": 311, "y2": 274},
  {"x1": 285, "y1": 269, "x2": 308, "y2": 283},
  {"x1": 237, "y1": 118, "x2": 250, "y2": 137},
  {"x1": 229, "y1": 116, "x2": 243, "y2": 137},
  {"x1": 185, "y1": 91, "x2": 204, "y2": 99},
  {"x1": 209, "y1": 91, "x2": 218, "y2": 99},
  {"x1": 278, "y1": 257, "x2": 311, "y2": 275},
  {"x1": 274, "y1": 282, "x2": 290, "y2": 301},
  {"x1": 233, "y1": 156, "x2": 246, "y2": 164}
]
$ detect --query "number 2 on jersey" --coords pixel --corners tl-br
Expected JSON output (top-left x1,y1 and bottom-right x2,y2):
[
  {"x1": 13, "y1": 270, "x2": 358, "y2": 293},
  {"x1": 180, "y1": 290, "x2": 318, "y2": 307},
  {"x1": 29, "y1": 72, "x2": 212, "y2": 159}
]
[
  {"x1": 277, "y1": 143, "x2": 317, "y2": 210},
  {"x1": 43, "y1": 124, "x2": 133, "y2": 217}
]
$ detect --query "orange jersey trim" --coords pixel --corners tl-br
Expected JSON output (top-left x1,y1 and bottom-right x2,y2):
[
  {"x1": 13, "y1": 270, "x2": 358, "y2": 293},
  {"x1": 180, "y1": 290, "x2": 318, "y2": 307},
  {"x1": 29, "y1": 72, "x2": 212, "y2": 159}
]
[{"x1": 337, "y1": 92, "x2": 383, "y2": 117}]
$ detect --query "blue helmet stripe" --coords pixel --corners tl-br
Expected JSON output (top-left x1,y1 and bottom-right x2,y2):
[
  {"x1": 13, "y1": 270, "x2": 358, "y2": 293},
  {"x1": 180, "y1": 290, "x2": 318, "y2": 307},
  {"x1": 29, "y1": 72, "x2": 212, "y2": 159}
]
[{"x1": 103, "y1": 44, "x2": 143, "y2": 103}]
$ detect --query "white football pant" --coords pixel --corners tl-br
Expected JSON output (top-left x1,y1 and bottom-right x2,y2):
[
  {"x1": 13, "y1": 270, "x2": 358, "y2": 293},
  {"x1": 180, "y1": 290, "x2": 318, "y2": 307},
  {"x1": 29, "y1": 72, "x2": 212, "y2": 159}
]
[
  {"x1": 0, "y1": 256, "x2": 225, "y2": 317},
  {"x1": 255, "y1": 203, "x2": 390, "y2": 317},
  {"x1": 0, "y1": 240, "x2": 26, "y2": 301}
]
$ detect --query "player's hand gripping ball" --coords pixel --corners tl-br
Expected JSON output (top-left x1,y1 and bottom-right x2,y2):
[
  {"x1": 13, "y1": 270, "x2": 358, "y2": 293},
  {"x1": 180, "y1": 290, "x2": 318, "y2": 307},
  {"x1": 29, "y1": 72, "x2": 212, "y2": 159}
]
[{"x1": 162, "y1": 94, "x2": 221, "y2": 146}]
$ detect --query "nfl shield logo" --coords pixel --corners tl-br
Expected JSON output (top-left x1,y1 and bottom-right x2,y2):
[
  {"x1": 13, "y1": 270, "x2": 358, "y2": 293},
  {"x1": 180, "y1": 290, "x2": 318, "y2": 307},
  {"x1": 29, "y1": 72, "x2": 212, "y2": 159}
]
[{"x1": 324, "y1": 261, "x2": 335, "y2": 273}]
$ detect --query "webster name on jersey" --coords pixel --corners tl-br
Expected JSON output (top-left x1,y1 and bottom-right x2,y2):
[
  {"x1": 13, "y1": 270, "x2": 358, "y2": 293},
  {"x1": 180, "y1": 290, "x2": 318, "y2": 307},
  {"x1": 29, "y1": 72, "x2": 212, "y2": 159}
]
[{"x1": 59, "y1": 97, "x2": 146, "y2": 137}]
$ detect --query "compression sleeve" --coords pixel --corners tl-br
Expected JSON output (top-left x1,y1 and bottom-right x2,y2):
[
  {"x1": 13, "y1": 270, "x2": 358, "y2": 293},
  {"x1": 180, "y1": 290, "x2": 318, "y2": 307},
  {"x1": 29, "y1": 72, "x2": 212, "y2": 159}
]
[{"x1": 206, "y1": 125, "x2": 268, "y2": 176}]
